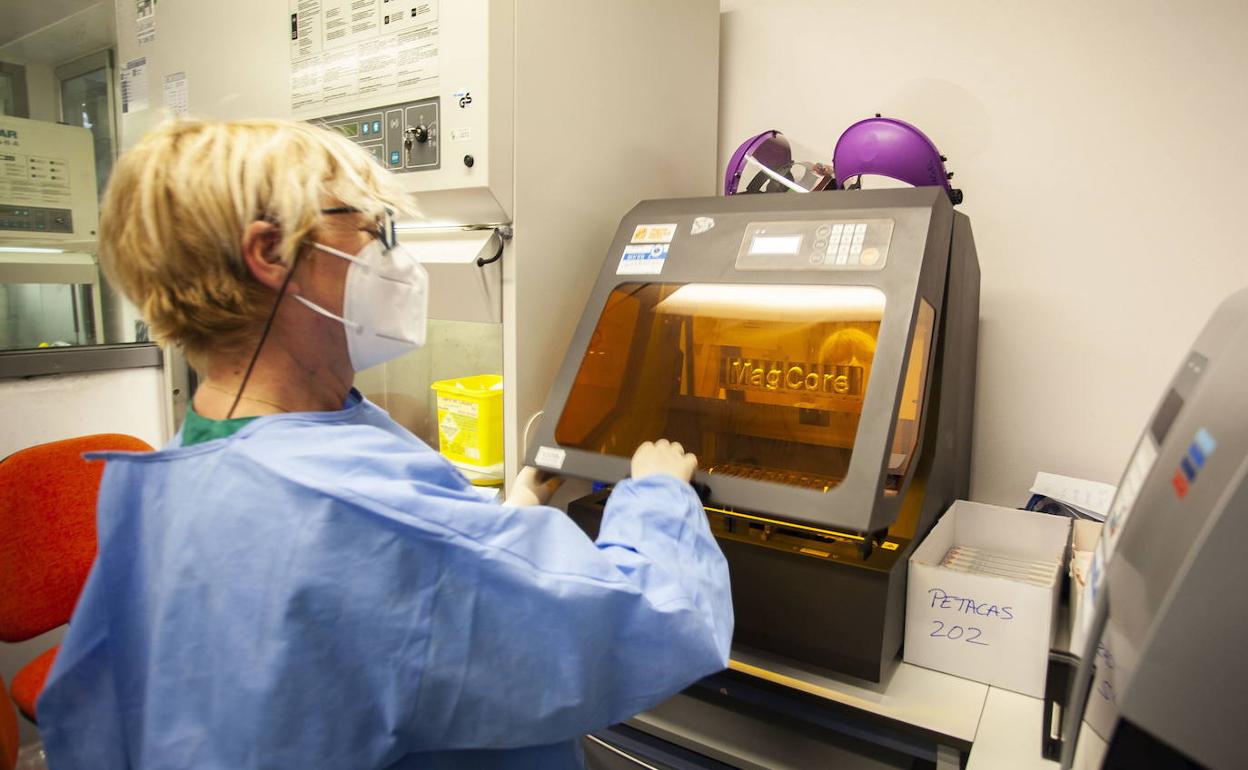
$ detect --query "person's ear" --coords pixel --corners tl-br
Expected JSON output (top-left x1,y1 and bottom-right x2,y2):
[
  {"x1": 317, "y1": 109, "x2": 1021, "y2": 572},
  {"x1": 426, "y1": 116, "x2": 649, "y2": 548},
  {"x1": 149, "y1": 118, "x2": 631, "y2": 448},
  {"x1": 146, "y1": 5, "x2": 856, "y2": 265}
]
[{"x1": 241, "y1": 220, "x2": 300, "y2": 294}]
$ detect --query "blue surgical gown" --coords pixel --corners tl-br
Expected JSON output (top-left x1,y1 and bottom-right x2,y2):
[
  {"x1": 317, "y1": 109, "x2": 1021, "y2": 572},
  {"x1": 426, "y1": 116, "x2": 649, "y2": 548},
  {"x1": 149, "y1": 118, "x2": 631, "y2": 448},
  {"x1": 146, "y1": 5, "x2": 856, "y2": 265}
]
[{"x1": 38, "y1": 390, "x2": 733, "y2": 769}]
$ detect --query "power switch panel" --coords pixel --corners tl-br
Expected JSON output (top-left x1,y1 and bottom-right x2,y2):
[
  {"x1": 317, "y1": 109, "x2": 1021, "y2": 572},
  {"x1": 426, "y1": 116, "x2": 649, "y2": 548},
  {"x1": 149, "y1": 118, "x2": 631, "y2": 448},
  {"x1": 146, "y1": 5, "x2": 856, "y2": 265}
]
[
  {"x1": 0, "y1": 204, "x2": 73, "y2": 234},
  {"x1": 316, "y1": 97, "x2": 440, "y2": 174}
]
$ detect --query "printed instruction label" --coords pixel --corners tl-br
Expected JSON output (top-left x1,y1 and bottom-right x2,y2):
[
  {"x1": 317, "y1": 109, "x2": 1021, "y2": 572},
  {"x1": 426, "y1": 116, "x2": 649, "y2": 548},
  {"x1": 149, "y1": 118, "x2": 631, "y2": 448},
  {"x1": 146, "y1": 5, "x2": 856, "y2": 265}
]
[
  {"x1": 0, "y1": 153, "x2": 71, "y2": 208},
  {"x1": 534, "y1": 446, "x2": 566, "y2": 470},
  {"x1": 135, "y1": 0, "x2": 156, "y2": 45},
  {"x1": 162, "y1": 72, "x2": 190, "y2": 116},
  {"x1": 617, "y1": 243, "x2": 669, "y2": 275},
  {"x1": 288, "y1": 0, "x2": 440, "y2": 118},
  {"x1": 631, "y1": 223, "x2": 677, "y2": 243},
  {"x1": 120, "y1": 57, "x2": 150, "y2": 114}
]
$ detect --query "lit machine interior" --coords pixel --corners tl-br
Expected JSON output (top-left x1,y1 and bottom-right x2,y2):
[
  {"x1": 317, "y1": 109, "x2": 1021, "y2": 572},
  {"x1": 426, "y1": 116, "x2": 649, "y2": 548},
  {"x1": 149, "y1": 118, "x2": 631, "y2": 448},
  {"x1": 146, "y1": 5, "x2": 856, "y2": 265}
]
[{"x1": 529, "y1": 188, "x2": 979, "y2": 681}]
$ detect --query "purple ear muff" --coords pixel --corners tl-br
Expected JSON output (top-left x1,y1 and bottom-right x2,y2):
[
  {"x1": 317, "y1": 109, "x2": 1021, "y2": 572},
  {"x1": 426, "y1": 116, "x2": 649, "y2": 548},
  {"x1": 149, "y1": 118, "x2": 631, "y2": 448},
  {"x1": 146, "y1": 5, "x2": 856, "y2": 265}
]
[
  {"x1": 724, "y1": 130, "x2": 793, "y2": 195},
  {"x1": 833, "y1": 116, "x2": 963, "y2": 205}
]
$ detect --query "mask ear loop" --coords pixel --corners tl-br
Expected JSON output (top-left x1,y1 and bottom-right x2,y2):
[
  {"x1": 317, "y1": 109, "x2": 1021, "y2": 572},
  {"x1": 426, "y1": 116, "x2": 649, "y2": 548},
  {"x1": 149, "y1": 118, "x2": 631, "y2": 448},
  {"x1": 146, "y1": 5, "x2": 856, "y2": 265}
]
[{"x1": 227, "y1": 249, "x2": 301, "y2": 419}]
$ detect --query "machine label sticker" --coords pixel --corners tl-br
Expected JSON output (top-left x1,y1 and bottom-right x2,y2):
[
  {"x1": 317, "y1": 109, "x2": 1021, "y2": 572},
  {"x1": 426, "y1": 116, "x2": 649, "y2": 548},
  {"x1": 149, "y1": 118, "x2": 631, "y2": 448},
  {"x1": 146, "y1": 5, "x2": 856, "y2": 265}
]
[
  {"x1": 448, "y1": 127, "x2": 471, "y2": 142},
  {"x1": 534, "y1": 446, "x2": 566, "y2": 470},
  {"x1": 630, "y1": 223, "x2": 677, "y2": 243},
  {"x1": 617, "y1": 243, "x2": 668, "y2": 275},
  {"x1": 690, "y1": 216, "x2": 715, "y2": 235}
]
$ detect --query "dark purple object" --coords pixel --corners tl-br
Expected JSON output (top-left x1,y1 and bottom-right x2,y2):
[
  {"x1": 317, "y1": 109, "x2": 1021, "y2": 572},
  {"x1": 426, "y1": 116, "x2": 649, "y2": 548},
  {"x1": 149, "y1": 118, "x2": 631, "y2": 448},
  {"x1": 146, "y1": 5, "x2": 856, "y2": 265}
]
[
  {"x1": 833, "y1": 117, "x2": 962, "y2": 204},
  {"x1": 723, "y1": 130, "x2": 790, "y2": 195}
]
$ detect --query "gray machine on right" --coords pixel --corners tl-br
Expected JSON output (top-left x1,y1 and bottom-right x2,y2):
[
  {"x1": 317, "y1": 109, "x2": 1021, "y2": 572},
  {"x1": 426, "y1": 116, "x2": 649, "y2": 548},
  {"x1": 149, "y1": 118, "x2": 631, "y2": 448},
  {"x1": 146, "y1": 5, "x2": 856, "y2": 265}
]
[{"x1": 1044, "y1": 287, "x2": 1248, "y2": 769}]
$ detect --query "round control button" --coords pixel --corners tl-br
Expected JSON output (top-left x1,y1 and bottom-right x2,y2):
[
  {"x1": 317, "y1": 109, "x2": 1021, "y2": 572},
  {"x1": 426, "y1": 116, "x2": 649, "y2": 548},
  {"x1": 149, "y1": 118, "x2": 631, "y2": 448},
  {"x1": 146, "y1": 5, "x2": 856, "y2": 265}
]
[
  {"x1": 816, "y1": 225, "x2": 831, "y2": 238},
  {"x1": 809, "y1": 252, "x2": 824, "y2": 264},
  {"x1": 861, "y1": 248, "x2": 881, "y2": 266},
  {"x1": 813, "y1": 239, "x2": 827, "y2": 251}
]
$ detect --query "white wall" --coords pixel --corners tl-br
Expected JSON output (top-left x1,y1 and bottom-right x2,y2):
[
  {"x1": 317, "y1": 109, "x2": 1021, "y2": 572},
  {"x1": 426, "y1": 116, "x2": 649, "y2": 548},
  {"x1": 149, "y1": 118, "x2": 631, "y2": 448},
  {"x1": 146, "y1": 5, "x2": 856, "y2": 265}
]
[
  {"x1": 719, "y1": 0, "x2": 1248, "y2": 506},
  {"x1": 0, "y1": 366, "x2": 167, "y2": 744}
]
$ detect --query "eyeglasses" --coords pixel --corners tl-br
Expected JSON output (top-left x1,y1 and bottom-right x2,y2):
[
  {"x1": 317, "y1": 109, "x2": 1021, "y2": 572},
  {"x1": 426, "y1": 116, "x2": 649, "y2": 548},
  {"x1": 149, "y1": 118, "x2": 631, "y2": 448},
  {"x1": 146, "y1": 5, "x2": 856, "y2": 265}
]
[{"x1": 321, "y1": 206, "x2": 397, "y2": 250}]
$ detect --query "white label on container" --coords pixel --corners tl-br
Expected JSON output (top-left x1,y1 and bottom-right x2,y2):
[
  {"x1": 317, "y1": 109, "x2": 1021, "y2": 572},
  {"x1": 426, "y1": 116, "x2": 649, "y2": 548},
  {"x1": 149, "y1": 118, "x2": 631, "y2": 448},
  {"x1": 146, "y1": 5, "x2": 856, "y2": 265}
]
[
  {"x1": 534, "y1": 446, "x2": 566, "y2": 470},
  {"x1": 439, "y1": 414, "x2": 460, "y2": 441},
  {"x1": 439, "y1": 396, "x2": 479, "y2": 418}
]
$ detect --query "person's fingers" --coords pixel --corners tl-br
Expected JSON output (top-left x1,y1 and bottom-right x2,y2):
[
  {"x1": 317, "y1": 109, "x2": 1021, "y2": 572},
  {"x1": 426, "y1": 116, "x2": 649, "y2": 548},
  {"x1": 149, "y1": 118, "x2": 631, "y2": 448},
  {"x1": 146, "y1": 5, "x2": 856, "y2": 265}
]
[
  {"x1": 655, "y1": 438, "x2": 670, "y2": 449},
  {"x1": 670, "y1": 442, "x2": 684, "y2": 455},
  {"x1": 684, "y1": 453, "x2": 698, "y2": 473}
]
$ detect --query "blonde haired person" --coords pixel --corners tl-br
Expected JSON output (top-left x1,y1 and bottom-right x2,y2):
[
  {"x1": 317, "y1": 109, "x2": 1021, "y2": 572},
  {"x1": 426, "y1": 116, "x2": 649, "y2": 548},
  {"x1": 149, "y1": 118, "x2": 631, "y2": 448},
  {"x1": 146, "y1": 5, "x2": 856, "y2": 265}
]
[{"x1": 37, "y1": 120, "x2": 732, "y2": 770}]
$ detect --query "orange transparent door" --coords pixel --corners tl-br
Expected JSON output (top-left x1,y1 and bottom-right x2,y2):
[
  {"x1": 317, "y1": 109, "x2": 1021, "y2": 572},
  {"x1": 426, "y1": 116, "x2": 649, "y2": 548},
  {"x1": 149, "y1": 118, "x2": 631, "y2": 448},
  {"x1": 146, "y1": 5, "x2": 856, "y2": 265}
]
[{"x1": 555, "y1": 283, "x2": 887, "y2": 492}]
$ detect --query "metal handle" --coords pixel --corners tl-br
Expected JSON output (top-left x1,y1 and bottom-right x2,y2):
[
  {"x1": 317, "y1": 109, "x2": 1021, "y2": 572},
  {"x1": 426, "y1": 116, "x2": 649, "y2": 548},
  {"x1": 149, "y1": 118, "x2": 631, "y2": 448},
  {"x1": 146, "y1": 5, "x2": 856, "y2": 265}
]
[
  {"x1": 1043, "y1": 649, "x2": 1080, "y2": 761},
  {"x1": 476, "y1": 226, "x2": 511, "y2": 267}
]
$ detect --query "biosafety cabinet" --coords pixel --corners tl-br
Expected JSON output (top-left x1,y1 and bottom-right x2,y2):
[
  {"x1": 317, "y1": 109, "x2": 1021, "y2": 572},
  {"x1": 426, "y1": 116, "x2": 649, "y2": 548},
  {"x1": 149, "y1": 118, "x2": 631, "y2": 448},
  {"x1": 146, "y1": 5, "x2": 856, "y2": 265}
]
[
  {"x1": 0, "y1": 116, "x2": 106, "y2": 351},
  {"x1": 113, "y1": 0, "x2": 719, "y2": 480}
]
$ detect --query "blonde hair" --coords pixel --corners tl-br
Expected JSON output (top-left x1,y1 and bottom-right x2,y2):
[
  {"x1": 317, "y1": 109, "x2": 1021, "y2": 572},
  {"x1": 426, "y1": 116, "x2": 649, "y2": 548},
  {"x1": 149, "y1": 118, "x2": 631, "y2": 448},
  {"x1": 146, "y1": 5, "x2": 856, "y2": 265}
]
[{"x1": 98, "y1": 118, "x2": 414, "y2": 365}]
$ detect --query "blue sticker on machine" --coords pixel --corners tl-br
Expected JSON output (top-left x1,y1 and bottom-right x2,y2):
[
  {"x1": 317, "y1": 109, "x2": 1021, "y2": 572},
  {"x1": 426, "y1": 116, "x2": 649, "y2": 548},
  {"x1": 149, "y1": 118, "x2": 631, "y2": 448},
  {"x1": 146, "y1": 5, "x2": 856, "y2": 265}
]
[
  {"x1": 617, "y1": 243, "x2": 669, "y2": 275},
  {"x1": 1173, "y1": 428, "x2": 1217, "y2": 500},
  {"x1": 1194, "y1": 427, "x2": 1217, "y2": 456}
]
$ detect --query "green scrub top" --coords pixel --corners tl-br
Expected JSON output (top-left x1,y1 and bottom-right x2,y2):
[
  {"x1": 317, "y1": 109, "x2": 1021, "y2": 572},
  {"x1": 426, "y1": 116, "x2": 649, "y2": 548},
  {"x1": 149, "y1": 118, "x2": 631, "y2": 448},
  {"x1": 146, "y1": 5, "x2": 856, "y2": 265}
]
[{"x1": 180, "y1": 406, "x2": 258, "y2": 447}]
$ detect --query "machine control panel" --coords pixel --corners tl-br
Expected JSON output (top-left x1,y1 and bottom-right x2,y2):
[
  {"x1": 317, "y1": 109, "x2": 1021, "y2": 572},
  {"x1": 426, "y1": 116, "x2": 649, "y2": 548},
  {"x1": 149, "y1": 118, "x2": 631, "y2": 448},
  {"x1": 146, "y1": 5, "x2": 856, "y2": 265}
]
[
  {"x1": 0, "y1": 204, "x2": 73, "y2": 234},
  {"x1": 316, "y1": 96, "x2": 440, "y2": 173},
  {"x1": 735, "y1": 219, "x2": 894, "y2": 271}
]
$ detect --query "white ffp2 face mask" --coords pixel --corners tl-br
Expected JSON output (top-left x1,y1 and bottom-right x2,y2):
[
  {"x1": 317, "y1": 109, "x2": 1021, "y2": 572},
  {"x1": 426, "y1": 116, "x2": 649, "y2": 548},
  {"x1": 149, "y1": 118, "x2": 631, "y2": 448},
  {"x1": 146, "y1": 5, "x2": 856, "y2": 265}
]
[{"x1": 293, "y1": 238, "x2": 429, "y2": 372}]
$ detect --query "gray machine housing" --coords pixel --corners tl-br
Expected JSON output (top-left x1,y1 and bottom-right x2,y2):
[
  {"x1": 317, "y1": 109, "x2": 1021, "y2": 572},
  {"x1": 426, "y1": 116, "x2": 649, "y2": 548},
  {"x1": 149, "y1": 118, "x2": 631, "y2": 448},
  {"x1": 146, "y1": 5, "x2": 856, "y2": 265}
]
[
  {"x1": 532, "y1": 189, "x2": 980, "y2": 681},
  {"x1": 1054, "y1": 288, "x2": 1248, "y2": 769},
  {"x1": 528, "y1": 187, "x2": 978, "y2": 536}
]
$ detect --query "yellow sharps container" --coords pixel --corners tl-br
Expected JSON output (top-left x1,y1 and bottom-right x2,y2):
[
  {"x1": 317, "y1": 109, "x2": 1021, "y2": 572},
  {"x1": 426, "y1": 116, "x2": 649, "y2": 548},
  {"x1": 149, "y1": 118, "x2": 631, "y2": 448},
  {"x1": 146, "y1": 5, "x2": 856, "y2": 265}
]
[{"x1": 430, "y1": 374, "x2": 504, "y2": 482}]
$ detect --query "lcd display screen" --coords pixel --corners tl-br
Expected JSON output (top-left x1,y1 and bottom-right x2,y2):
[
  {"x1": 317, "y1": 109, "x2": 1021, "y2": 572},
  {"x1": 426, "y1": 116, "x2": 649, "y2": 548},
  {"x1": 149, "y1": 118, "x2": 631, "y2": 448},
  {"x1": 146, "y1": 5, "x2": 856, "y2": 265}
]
[
  {"x1": 333, "y1": 123, "x2": 360, "y2": 139},
  {"x1": 1150, "y1": 388, "x2": 1184, "y2": 445},
  {"x1": 750, "y1": 235, "x2": 803, "y2": 255}
]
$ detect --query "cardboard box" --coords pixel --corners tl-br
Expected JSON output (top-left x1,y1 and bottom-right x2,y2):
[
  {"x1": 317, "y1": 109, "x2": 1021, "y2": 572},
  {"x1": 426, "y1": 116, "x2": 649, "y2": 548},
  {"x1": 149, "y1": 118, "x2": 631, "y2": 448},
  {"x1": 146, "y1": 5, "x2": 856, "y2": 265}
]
[
  {"x1": 1068, "y1": 519, "x2": 1104, "y2": 655},
  {"x1": 905, "y1": 501, "x2": 1071, "y2": 697}
]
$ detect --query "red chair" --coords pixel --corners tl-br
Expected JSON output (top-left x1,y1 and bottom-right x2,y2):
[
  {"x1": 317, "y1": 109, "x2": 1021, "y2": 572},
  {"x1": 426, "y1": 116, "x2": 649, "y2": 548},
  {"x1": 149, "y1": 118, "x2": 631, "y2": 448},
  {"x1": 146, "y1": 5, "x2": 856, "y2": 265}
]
[
  {"x1": 0, "y1": 678, "x2": 17, "y2": 770},
  {"x1": 0, "y1": 434, "x2": 154, "y2": 723}
]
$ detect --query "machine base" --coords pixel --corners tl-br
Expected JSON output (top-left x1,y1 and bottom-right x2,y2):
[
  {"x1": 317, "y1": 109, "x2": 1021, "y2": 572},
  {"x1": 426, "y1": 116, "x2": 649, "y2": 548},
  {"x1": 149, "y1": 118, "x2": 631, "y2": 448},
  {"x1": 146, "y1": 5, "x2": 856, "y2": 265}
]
[{"x1": 567, "y1": 491, "x2": 915, "y2": 683}]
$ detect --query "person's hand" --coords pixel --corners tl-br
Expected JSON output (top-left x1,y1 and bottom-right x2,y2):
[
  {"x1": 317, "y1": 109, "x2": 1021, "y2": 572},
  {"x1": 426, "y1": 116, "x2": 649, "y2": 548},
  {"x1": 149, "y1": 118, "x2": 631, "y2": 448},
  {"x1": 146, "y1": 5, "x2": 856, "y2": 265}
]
[
  {"x1": 631, "y1": 439, "x2": 698, "y2": 483},
  {"x1": 504, "y1": 466, "x2": 564, "y2": 507}
]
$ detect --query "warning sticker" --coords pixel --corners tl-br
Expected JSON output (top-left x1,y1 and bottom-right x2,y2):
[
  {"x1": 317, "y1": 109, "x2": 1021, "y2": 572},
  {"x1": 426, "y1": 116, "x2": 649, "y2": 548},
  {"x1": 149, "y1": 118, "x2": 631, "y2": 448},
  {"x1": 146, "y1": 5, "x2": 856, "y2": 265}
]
[
  {"x1": 436, "y1": 395, "x2": 479, "y2": 458},
  {"x1": 438, "y1": 413, "x2": 461, "y2": 442},
  {"x1": 631, "y1": 223, "x2": 677, "y2": 243},
  {"x1": 617, "y1": 243, "x2": 669, "y2": 275}
]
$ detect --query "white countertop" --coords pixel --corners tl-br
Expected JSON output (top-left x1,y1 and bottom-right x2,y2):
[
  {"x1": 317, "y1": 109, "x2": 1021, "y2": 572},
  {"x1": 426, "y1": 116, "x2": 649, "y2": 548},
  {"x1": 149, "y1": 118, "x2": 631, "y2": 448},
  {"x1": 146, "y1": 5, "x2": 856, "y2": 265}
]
[
  {"x1": 966, "y1": 686, "x2": 1059, "y2": 769},
  {"x1": 728, "y1": 647, "x2": 990, "y2": 744}
]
